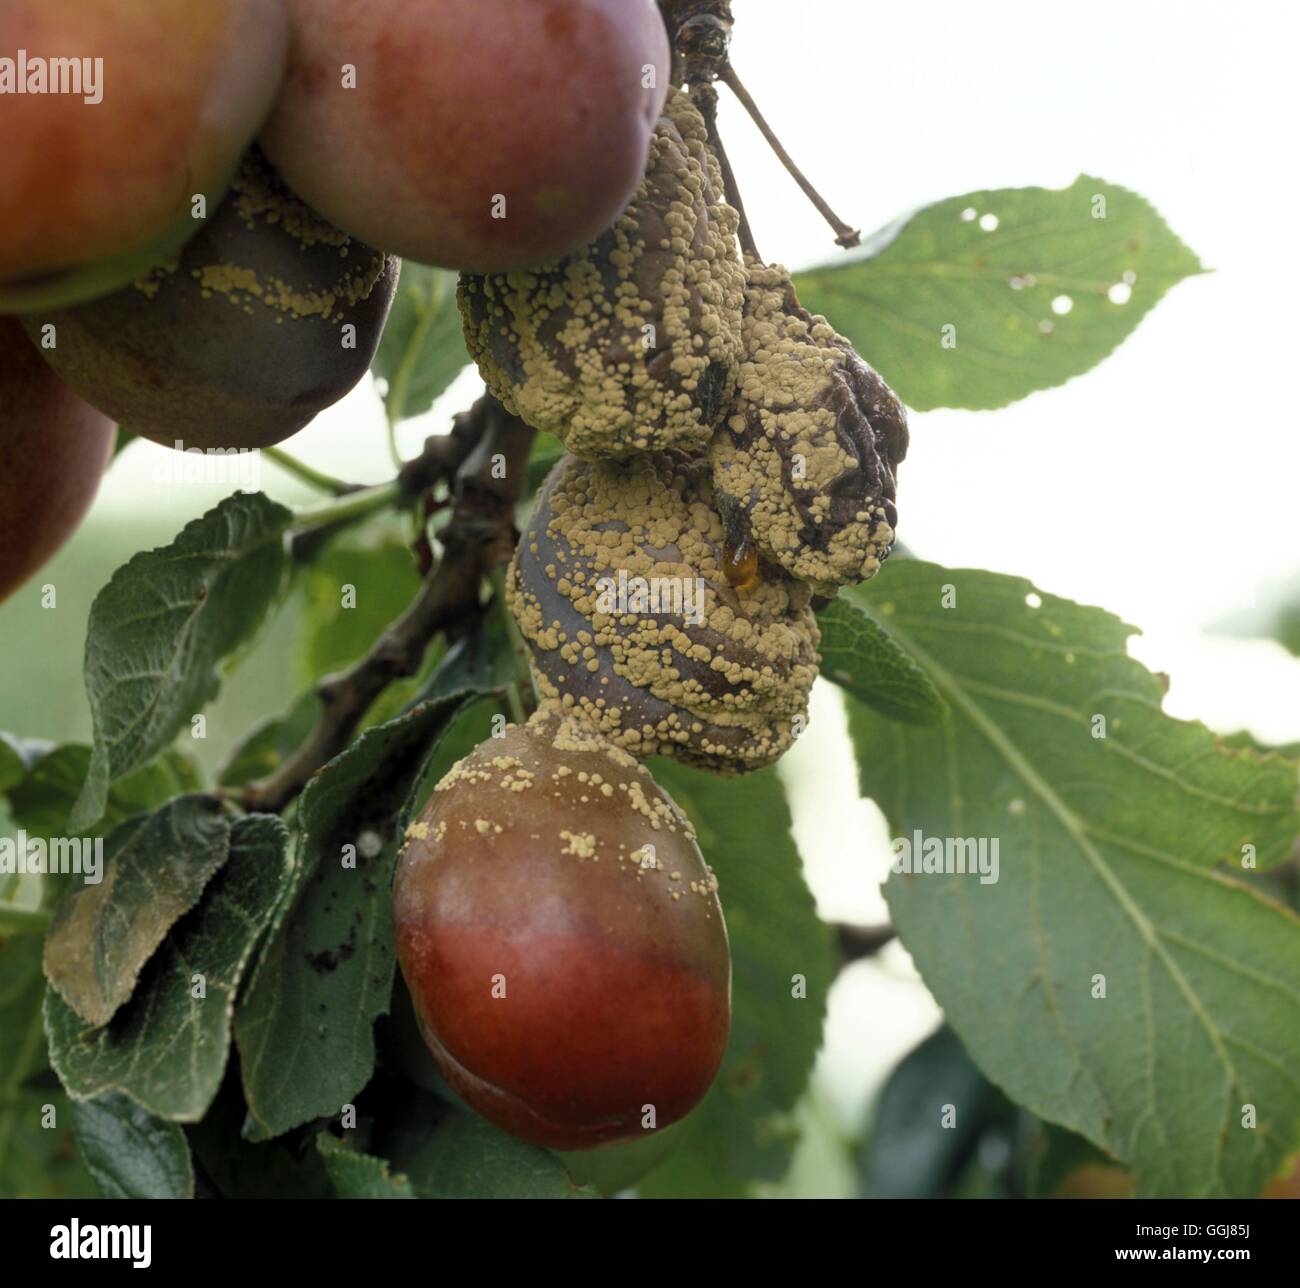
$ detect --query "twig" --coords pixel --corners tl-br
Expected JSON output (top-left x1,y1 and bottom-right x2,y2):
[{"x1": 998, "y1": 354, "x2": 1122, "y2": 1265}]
[
  {"x1": 262, "y1": 447, "x2": 356, "y2": 496},
  {"x1": 692, "y1": 83, "x2": 760, "y2": 262},
  {"x1": 721, "y1": 65, "x2": 861, "y2": 250},
  {"x1": 291, "y1": 480, "x2": 402, "y2": 534},
  {"x1": 836, "y1": 922, "x2": 897, "y2": 962},
  {"x1": 243, "y1": 395, "x2": 534, "y2": 815}
]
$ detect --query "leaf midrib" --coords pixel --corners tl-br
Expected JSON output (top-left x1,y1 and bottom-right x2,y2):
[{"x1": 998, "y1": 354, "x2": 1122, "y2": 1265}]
[{"x1": 880, "y1": 618, "x2": 1241, "y2": 1185}]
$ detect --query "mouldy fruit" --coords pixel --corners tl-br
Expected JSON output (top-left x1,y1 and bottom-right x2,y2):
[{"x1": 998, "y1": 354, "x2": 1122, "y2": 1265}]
[
  {"x1": 0, "y1": 0, "x2": 288, "y2": 311},
  {"x1": 709, "y1": 260, "x2": 909, "y2": 595},
  {"x1": 20, "y1": 150, "x2": 399, "y2": 452},
  {"x1": 459, "y1": 88, "x2": 746, "y2": 459},
  {"x1": 508, "y1": 452, "x2": 819, "y2": 772},
  {"x1": 261, "y1": 0, "x2": 670, "y2": 272},
  {"x1": 392, "y1": 712, "x2": 731, "y2": 1151},
  {"x1": 0, "y1": 319, "x2": 116, "y2": 602}
]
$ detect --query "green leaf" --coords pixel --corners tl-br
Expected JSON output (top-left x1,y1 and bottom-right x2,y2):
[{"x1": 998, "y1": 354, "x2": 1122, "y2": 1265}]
[
  {"x1": 818, "y1": 596, "x2": 946, "y2": 724},
  {"x1": 845, "y1": 560, "x2": 1300, "y2": 1197},
  {"x1": 316, "y1": 1133, "x2": 414, "y2": 1198},
  {"x1": 296, "y1": 535, "x2": 424, "y2": 684},
  {"x1": 372, "y1": 263, "x2": 467, "y2": 423},
  {"x1": 236, "y1": 693, "x2": 471, "y2": 1140},
  {"x1": 637, "y1": 765, "x2": 835, "y2": 1197},
  {"x1": 70, "y1": 1092, "x2": 194, "y2": 1199},
  {"x1": 42, "y1": 796, "x2": 231, "y2": 1028},
  {"x1": 216, "y1": 692, "x2": 323, "y2": 789},
  {"x1": 860, "y1": 1024, "x2": 1011, "y2": 1198},
  {"x1": 9, "y1": 744, "x2": 200, "y2": 841},
  {"x1": 72, "y1": 493, "x2": 292, "y2": 830},
  {"x1": 393, "y1": 1112, "x2": 595, "y2": 1199},
  {"x1": 526, "y1": 432, "x2": 566, "y2": 498},
  {"x1": 0, "y1": 734, "x2": 31, "y2": 793},
  {"x1": 0, "y1": 936, "x2": 94, "y2": 1198},
  {"x1": 795, "y1": 176, "x2": 1205, "y2": 412},
  {"x1": 46, "y1": 815, "x2": 290, "y2": 1121}
]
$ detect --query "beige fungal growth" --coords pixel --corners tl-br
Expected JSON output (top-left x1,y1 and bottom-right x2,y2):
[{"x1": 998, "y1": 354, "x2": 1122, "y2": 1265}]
[
  {"x1": 508, "y1": 452, "x2": 820, "y2": 773},
  {"x1": 399, "y1": 711, "x2": 704, "y2": 877},
  {"x1": 138, "y1": 149, "x2": 391, "y2": 324},
  {"x1": 458, "y1": 89, "x2": 746, "y2": 459},
  {"x1": 709, "y1": 260, "x2": 909, "y2": 595}
]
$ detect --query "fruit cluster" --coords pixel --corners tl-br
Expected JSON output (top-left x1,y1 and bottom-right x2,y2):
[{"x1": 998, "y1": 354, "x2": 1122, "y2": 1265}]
[
  {"x1": 2, "y1": 1, "x2": 907, "y2": 1155},
  {"x1": 1, "y1": 0, "x2": 673, "y2": 596}
]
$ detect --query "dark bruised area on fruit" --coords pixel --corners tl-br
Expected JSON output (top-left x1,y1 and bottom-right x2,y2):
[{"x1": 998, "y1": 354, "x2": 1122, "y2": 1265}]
[
  {"x1": 0, "y1": 318, "x2": 115, "y2": 602},
  {"x1": 20, "y1": 150, "x2": 399, "y2": 452},
  {"x1": 393, "y1": 715, "x2": 731, "y2": 1150}
]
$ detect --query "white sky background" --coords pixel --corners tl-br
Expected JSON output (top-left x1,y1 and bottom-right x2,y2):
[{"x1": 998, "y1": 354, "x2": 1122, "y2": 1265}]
[{"x1": 97, "y1": 1, "x2": 1300, "y2": 1166}]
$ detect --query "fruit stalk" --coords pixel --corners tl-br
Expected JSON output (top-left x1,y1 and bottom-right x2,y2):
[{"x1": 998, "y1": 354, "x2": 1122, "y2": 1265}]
[{"x1": 244, "y1": 395, "x2": 534, "y2": 814}]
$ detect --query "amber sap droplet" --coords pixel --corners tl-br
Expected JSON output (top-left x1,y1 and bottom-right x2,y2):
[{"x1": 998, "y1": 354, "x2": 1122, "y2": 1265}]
[{"x1": 723, "y1": 535, "x2": 760, "y2": 592}]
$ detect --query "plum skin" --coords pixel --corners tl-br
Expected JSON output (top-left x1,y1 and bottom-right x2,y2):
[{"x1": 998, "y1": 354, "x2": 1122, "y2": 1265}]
[
  {"x1": 261, "y1": 0, "x2": 671, "y2": 272},
  {"x1": 0, "y1": 0, "x2": 288, "y2": 312},
  {"x1": 20, "y1": 151, "x2": 400, "y2": 453},
  {"x1": 0, "y1": 319, "x2": 116, "y2": 602},
  {"x1": 392, "y1": 717, "x2": 731, "y2": 1150}
]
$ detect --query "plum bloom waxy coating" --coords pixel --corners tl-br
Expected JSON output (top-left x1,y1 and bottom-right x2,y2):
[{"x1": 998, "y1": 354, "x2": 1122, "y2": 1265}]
[
  {"x1": 262, "y1": 0, "x2": 671, "y2": 273},
  {"x1": 0, "y1": 0, "x2": 288, "y2": 311},
  {"x1": 392, "y1": 713, "x2": 731, "y2": 1151}
]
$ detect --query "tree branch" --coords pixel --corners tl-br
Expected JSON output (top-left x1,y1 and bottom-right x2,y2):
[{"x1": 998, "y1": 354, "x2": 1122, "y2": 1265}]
[{"x1": 243, "y1": 395, "x2": 535, "y2": 815}]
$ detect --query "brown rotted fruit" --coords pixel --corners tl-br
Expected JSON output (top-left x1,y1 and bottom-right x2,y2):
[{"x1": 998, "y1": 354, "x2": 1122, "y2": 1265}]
[
  {"x1": 508, "y1": 452, "x2": 820, "y2": 772},
  {"x1": 459, "y1": 88, "x2": 746, "y2": 460},
  {"x1": 0, "y1": 319, "x2": 116, "y2": 602},
  {"x1": 0, "y1": 0, "x2": 288, "y2": 312},
  {"x1": 19, "y1": 150, "x2": 399, "y2": 452},
  {"x1": 392, "y1": 712, "x2": 731, "y2": 1151},
  {"x1": 709, "y1": 259, "x2": 909, "y2": 595}
]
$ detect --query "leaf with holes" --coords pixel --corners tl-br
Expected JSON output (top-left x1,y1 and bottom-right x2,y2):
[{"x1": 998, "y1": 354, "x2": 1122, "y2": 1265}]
[
  {"x1": 844, "y1": 561, "x2": 1300, "y2": 1197},
  {"x1": 46, "y1": 815, "x2": 290, "y2": 1121},
  {"x1": 71, "y1": 493, "x2": 291, "y2": 830},
  {"x1": 795, "y1": 176, "x2": 1205, "y2": 411}
]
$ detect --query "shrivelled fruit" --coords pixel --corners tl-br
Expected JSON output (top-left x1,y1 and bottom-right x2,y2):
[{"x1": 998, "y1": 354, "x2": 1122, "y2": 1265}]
[
  {"x1": 459, "y1": 88, "x2": 745, "y2": 460},
  {"x1": 20, "y1": 150, "x2": 399, "y2": 452},
  {"x1": 709, "y1": 260, "x2": 909, "y2": 595},
  {"x1": 508, "y1": 452, "x2": 819, "y2": 772},
  {"x1": 0, "y1": 319, "x2": 116, "y2": 602},
  {"x1": 0, "y1": 0, "x2": 288, "y2": 311},
  {"x1": 261, "y1": 0, "x2": 671, "y2": 272},
  {"x1": 392, "y1": 712, "x2": 731, "y2": 1151}
]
